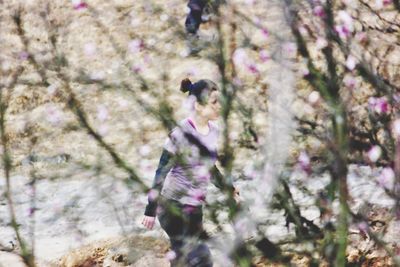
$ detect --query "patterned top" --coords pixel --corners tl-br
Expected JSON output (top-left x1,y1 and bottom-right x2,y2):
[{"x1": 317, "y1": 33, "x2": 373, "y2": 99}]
[{"x1": 161, "y1": 118, "x2": 219, "y2": 206}]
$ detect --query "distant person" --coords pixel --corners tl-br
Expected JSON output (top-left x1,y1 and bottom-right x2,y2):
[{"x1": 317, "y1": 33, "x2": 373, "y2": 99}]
[
  {"x1": 185, "y1": 0, "x2": 208, "y2": 35},
  {"x1": 141, "y1": 78, "x2": 239, "y2": 267}
]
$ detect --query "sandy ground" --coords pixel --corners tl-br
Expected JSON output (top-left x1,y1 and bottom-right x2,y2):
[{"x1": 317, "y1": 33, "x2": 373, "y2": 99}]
[{"x1": 0, "y1": 164, "x2": 398, "y2": 266}]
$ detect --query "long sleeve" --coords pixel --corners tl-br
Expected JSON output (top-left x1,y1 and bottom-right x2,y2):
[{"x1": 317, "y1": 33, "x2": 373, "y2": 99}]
[{"x1": 144, "y1": 149, "x2": 175, "y2": 217}]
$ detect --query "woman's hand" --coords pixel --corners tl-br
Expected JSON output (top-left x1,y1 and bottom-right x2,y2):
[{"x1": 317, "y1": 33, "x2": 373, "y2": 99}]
[{"x1": 142, "y1": 215, "x2": 156, "y2": 230}]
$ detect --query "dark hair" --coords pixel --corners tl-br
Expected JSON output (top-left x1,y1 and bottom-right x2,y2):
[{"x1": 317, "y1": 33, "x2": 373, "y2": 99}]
[{"x1": 180, "y1": 78, "x2": 219, "y2": 105}]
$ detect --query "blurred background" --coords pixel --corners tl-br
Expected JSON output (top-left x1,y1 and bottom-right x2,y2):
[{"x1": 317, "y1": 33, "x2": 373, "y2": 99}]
[{"x1": 0, "y1": 0, "x2": 399, "y2": 266}]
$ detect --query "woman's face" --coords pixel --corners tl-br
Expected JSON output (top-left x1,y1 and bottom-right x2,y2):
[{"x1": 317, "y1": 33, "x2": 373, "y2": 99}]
[{"x1": 196, "y1": 90, "x2": 221, "y2": 121}]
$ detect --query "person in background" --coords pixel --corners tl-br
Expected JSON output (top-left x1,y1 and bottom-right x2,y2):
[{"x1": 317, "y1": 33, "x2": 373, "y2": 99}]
[{"x1": 185, "y1": 0, "x2": 208, "y2": 35}]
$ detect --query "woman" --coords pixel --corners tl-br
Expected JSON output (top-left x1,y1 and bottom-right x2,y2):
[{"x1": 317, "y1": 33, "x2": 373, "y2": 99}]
[{"x1": 142, "y1": 78, "x2": 238, "y2": 267}]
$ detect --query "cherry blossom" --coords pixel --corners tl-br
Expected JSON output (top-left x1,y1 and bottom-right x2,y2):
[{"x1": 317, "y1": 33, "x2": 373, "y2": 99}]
[
  {"x1": 233, "y1": 48, "x2": 248, "y2": 66},
  {"x1": 313, "y1": 6, "x2": 326, "y2": 18},
  {"x1": 147, "y1": 189, "x2": 159, "y2": 201},
  {"x1": 139, "y1": 145, "x2": 151, "y2": 157},
  {"x1": 298, "y1": 151, "x2": 311, "y2": 174},
  {"x1": 368, "y1": 96, "x2": 390, "y2": 114},
  {"x1": 128, "y1": 39, "x2": 144, "y2": 54},
  {"x1": 375, "y1": 0, "x2": 392, "y2": 9},
  {"x1": 246, "y1": 63, "x2": 259, "y2": 75},
  {"x1": 345, "y1": 55, "x2": 357, "y2": 70},
  {"x1": 83, "y1": 43, "x2": 96, "y2": 57},
  {"x1": 47, "y1": 84, "x2": 58, "y2": 95},
  {"x1": 259, "y1": 49, "x2": 270, "y2": 62},
  {"x1": 46, "y1": 105, "x2": 63, "y2": 125},
  {"x1": 335, "y1": 10, "x2": 354, "y2": 39},
  {"x1": 72, "y1": 0, "x2": 87, "y2": 10},
  {"x1": 392, "y1": 119, "x2": 400, "y2": 138},
  {"x1": 19, "y1": 51, "x2": 29, "y2": 61},
  {"x1": 261, "y1": 28, "x2": 269, "y2": 39},
  {"x1": 367, "y1": 145, "x2": 382, "y2": 162},
  {"x1": 357, "y1": 221, "x2": 369, "y2": 234},
  {"x1": 343, "y1": 74, "x2": 356, "y2": 89},
  {"x1": 131, "y1": 64, "x2": 142, "y2": 74},
  {"x1": 165, "y1": 251, "x2": 177, "y2": 261},
  {"x1": 377, "y1": 167, "x2": 395, "y2": 189},
  {"x1": 308, "y1": 91, "x2": 320, "y2": 104},
  {"x1": 315, "y1": 37, "x2": 328, "y2": 50}
]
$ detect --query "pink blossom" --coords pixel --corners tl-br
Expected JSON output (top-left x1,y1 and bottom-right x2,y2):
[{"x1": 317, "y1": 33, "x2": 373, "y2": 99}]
[
  {"x1": 367, "y1": 145, "x2": 382, "y2": 162},
  {"x1": 97, "y1": 105, "x2": 108, "y2": 121},
  {"x1": 147, "y1": 189, "x2": 159, "y2": 201},
  {"x1": 394, "y1": 93, "x2": 400, "y2": 103},
  {"x1": 283, "y1": 42, "x2": 297, "y2": 55},
  {"x1": 315, "y1": 37, "x2": 328, "y2": 50},
  {"x1": 313, "y1": 6, "x2": 326, "y2": 18},
  {"x1": 47, "y1": 84, "x2": 58, "y2": 95},
  {"x1": 335, "y1": 25, "x2": 351, "y2": 39},
  {"x1": 298, "y1": 26, "x2": 308, "y2": 36},
  {"x1": 377, "y1": 167, "x2": 395, "y2": 189},
  {"x1": 131, "y1": 64, "x2": 142, "y2": 74},
  {"x1": 300, "y1": 64, "x2": 310, "y2": 77},
  {"x1": 46, "y1": 105, "x2": 63, "y2": 125},
  {"x1": 243, "y1": 165, "x2": 257, "y2": 180},
  {"x1": 392, "y1": 119, "x2": 400, "y2": 138},
  {"x1": 298, "y1": 151, "x2": 311, "y2": 174},
  {"x1": 183, "y1": 205, "x2": 196, "y2": 214},
  {"x1": 128, "y1": 39, "x2": 144, "y2": 54},
  {"x1": 261, "y1": 28, "x2": 269, "y2": 39},
  {"x1": 19, "y1": 51, "x2": 29, "y2": 61},
  {"x1": 28, "y1": 207, "x2": 35, "y2": 217},
  {"x1": 338, "y1": 10, "x2": 353, "y2": 30},
  {"x1": 165, "y1": 251, "x2": 177, "y2": 261},
  {"x1": 160, "y1": 14, "x2": 169, "y2": 22},
  {"x1": 72, "y1": 0, "x2": 88, "y2": 10},
  {"x1": 345, "y1": 55, "x2": 357, "y2": 70},
  {"x1": 308, "y1": 91, "x2": 320, "y2": 104},
  {"x1": 368, "y1": 96, "x2": 390, "y2": 114},
  {"x1": 189, "y1": 188, "x2": 206, "y2": 202},
  {"x1": 343, "y1": 74, "x2": 356, "y2": 89},
  {"x1": 233, "y1": 48, "x2": 248, "y2": 66},
  {"x1": 83, "y1": 43, "x2": 96, "y2": 57},
  {"x1": 357, "y1": 221, "x2": 369, "y2": 233},
  {"x1": 375, "y1": 0, "x2": 392, "y2": 9},
  {"x1": 118, "y1": 99, "x2": 129, "y2": 108},
  {"x1": 246, "y1": 63, "x2": 259, "y2": 75},
  {"x1": 98, "y1": 125, "x2": 108, "y2": 136},
  {"x1": 139, "y1": 145, "x2": 151, "y2": 157},
  {"x1": 144, "y1": 54, "x2": 152, "y2": 64},
  {"x1": 355, "y1": 32, "x2": 368, "y2": 43},
  {"x1": 259, "y1": 49, "x2": 270, "y2": 62},
  {"x1": 232, "y1": 77, "x2": 243, "y2": 87},
  {"x1": 245, "y1": 0, "x2": 256, "y2": 5}
]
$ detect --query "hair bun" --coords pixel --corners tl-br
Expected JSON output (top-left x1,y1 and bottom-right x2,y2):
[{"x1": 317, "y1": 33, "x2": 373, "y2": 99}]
[{"x1": 180, "y1": 78, "x2": 192, "y2": 93}]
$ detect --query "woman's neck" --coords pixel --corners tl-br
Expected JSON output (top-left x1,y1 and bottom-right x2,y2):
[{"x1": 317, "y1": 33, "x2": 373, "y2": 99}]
[{"x1": 191, "y1": 114, "x2": 210, "y2": 135}]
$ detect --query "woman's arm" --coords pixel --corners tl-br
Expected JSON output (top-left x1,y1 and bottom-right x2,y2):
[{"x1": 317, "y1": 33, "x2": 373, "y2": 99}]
[{"x1": 144, "y1": 149, "x2": 175, "y2": 217}]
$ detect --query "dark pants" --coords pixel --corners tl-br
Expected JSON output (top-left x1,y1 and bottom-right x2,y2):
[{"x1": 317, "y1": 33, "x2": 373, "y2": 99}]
[
  {"x1": 158, "y1": 199, "x2": 212, "y2": 267},
  {"x1": 185, "y1": 0, "x2": 207, "y2": 34}
]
